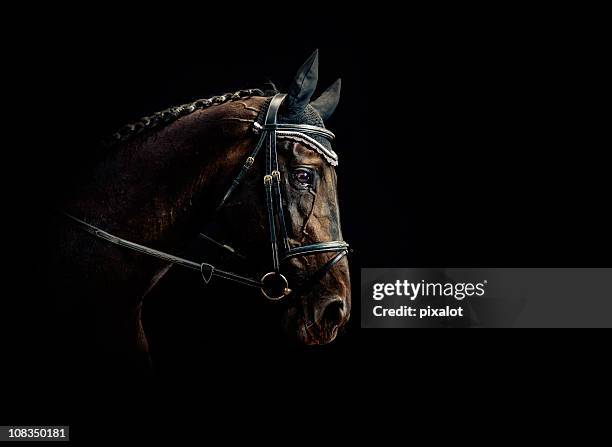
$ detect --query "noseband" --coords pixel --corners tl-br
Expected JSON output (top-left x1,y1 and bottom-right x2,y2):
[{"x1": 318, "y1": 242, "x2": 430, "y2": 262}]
[{"x1": 65, "y1": 94, "x2": 349, "y2": 300}]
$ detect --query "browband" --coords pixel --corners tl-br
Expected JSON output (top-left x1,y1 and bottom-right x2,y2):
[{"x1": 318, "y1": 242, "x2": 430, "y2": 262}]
[{"x1": 254, "y1": 105, "x2": 339, "y2": 167}]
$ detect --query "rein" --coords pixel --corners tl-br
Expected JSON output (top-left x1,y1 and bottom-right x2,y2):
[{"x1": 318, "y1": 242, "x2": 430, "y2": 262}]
[{"x1": 65, "y1": 94, "x2": 349, "y2": 300}]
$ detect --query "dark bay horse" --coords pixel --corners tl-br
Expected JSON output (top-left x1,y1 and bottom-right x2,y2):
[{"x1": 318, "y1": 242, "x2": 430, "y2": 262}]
[{"x1": 49, "y1": 51, "x2": 351, "y2": 365}]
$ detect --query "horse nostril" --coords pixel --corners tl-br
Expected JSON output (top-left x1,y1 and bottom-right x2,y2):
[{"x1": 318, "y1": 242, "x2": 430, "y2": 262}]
[{"x1": 321, "y1": 299, "x2": 345, "y2": 327}]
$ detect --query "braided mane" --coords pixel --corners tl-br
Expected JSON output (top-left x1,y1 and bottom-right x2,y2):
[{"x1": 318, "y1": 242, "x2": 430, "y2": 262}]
[{"x1": 104, "y1": 88, "x2": 267, "y2": 147}]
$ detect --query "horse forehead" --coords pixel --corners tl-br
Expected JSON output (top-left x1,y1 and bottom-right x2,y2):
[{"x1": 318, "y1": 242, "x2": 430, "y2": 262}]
[{"x1": 281, "y1": 140, "x2": 327, "y2": 165}]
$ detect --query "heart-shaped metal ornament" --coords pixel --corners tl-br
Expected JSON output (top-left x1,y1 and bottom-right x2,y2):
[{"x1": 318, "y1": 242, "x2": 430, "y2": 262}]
[{"x1": 200, "y1": 263, "x2": 215, "y2": 284}]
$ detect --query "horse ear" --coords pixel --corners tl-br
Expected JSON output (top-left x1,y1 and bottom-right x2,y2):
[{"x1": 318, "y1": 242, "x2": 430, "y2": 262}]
[
  {"x1": 283, "y1": 49, "x2": 319, "y2": 117},
  {"x1": 310, "y1": 78, "x2": 341, "y2": 121}
]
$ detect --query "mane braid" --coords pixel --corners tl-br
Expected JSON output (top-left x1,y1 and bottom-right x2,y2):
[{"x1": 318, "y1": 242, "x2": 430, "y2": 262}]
[{"x1": 103, "y1": 88, "x2": 266, "y2": 147}]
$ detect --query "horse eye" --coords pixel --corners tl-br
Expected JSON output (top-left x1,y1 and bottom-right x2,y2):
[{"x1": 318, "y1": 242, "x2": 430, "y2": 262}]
[{"x1": 292, "y1": 168, "x2": 313, "y2": 186}]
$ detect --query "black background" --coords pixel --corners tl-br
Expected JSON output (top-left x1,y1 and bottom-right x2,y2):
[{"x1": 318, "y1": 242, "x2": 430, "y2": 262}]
[{"x1": 4, "y1": 7, "x2": 610, "y2": 436}]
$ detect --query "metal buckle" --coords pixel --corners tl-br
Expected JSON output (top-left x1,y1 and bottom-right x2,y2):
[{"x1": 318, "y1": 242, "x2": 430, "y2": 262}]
[{"x1": 260, "y1": 272, "x2": 291, "y2": 301}]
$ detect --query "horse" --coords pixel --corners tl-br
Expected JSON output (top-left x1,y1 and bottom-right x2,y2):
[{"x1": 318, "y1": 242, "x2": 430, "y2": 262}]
[{"x1": 48, "y1": 50, "x2": 351, "y2": 367}]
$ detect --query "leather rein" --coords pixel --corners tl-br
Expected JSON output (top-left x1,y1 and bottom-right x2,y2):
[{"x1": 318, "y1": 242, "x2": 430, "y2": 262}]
[{"x1": 65, "y1": 94, "x2": 349, "y2": 300}]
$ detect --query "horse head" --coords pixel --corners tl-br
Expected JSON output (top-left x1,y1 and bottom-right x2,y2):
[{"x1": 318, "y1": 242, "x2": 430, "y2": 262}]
[
  {"x1": 58, "y1": 51, "x2": 350, "y2": 353},
  {"x1": 213, "y1": 51, "x2": 351, "y2": 345}
]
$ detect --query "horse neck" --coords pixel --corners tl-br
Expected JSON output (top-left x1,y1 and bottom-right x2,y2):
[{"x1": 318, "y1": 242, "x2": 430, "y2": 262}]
[{"x1": 65, "y1": 98, "x2": 263, "y2": 247}]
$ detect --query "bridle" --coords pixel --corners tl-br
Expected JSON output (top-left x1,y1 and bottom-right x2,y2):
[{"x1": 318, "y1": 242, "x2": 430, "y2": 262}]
[{"x1": 65, "y1": 93, "x2": 349, "y2": 300}]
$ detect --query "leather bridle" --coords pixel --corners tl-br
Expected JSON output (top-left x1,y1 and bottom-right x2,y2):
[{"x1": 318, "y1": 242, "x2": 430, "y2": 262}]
[{"x1": 65, "y1": 94, "x2": 349, "y2": 300}]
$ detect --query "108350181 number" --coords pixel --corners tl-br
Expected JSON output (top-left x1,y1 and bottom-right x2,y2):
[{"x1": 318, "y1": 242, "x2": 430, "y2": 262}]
[{"x1": 7, "y1": 427, "x2": 67, "y2": 439}]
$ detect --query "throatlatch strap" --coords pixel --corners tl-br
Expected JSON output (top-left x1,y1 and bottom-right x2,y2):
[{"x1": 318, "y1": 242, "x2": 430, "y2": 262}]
[{"x1": 215, "y1": 131, "x2": 265, "y2": 212}]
